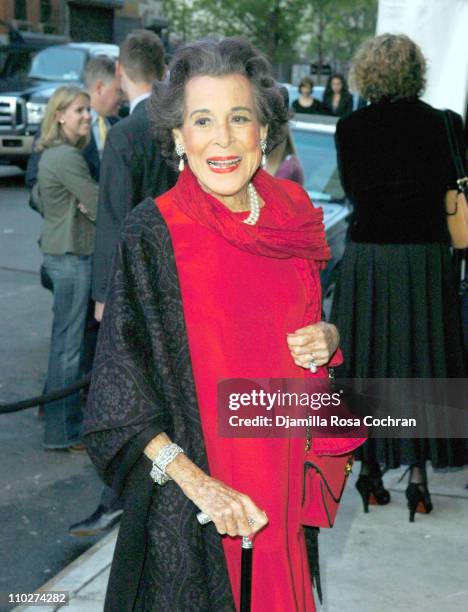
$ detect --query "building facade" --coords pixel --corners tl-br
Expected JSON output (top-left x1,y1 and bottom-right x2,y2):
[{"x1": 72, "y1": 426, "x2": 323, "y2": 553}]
[{"x1": 0, "y1": 0, "x2": 165, "y2": 44}]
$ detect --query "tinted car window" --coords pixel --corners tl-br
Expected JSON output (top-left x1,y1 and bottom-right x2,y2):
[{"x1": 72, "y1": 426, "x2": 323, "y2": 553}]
[
  {"x1": 0, "y1": 49, "x2": 36, "y2": 78},
  {"x1": 29, "y1": 47, "x2": 86, "y2": 81},
  {"x1": 0, "y1": 49, "x2": 8, "y2": 75},
  {"x1": 292, "y1": 128, "x2": 344, "y2": 202}
]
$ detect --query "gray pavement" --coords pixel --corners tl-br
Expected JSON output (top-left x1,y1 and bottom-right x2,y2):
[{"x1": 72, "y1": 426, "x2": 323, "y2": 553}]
[{"x1": 12, "y1": 463, "x2": 468, "y2": 612}]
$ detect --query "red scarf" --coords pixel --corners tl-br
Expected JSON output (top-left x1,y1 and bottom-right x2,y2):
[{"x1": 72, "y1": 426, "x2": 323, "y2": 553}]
[{"x1": 172, "y1": 166, "x2": 330, "y2": 267}]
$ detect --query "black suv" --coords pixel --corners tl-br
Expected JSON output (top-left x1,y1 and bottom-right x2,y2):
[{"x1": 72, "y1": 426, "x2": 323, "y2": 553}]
[{"x1": 0, "y1": 42, "x2": 118, "y2": 169}]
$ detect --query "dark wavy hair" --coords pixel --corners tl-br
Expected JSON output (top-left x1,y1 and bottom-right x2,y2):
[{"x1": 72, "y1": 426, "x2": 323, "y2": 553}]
[
  {"x1": 323, "y1": 74, "x2": 350, "y2": 104},
  {"x1": 149, "y1": 37, "x2": 289, "y2": 167},
  {"x1": 298, "y1": 76, "x2": 314, "y2": 92}
]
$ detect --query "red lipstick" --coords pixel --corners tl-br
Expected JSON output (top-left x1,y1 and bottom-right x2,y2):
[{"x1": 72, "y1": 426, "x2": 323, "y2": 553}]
[{"x1": 206, "y1": 155, "x2": 242, "y2": 174}]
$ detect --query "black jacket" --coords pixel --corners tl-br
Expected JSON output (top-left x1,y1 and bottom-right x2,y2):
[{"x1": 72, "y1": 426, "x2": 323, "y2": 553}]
[
  {"x1": 292, "y1": 98, "x2": 327, "y2": 115},
  {"x1": 323, "y1": 92, "x2": 353, "y2": 118},
  {"x1": 83, "y1": 200, "x2": 235, "y2": 611},
  {"x1": 335, "y1": 98, "x2": 464, "y2": 244},
  {"x1": 91, "y1": 99, "x2": 177, "y2": 303}
]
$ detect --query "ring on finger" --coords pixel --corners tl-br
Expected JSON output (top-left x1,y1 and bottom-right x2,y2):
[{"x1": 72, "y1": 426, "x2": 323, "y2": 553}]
[
  {"x1": 197, "y1": 512, "x2": 211, "y2": 525},
  {"x1": 307, "y1": 358, "x2": 317, "y2": 373},
  {"x1": 247, "y1": 516, "x2": 255, "y2": 527}
]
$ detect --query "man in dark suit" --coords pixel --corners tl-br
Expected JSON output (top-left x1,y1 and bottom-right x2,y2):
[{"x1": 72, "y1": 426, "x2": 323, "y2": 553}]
[
  {"x1": 69, "y1": 30, "x2": 177, "y2": 537},
  {"x1": 91, "y1": 30, "x2": 177, "y2": 319},
  {"x1": 81, "y1": 55, "x2": 122, "y2": 179}
]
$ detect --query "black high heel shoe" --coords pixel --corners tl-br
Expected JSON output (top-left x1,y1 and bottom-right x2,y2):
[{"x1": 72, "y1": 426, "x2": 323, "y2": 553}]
[
  {"x1": 406, "y1": 483, "x2": 433, "y2": 522},
  {"x1": 355, "y1": 472, "x2": 391, "y2": 513}
]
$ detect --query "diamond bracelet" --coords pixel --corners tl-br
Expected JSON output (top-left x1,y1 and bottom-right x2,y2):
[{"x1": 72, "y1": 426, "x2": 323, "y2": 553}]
[{"x1": 150, "y1": 443, "x2": 184, "y2": 486}]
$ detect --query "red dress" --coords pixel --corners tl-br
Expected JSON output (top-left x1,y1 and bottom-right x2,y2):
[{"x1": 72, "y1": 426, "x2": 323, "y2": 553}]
[{"x1": 158, "y1": 191, "x2": 321, "y2": 611}]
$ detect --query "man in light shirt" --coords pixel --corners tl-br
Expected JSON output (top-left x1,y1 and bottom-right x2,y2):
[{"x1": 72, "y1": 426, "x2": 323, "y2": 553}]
[{"x1": 83, "y1": 55, "x2": 122, "y2": 176}]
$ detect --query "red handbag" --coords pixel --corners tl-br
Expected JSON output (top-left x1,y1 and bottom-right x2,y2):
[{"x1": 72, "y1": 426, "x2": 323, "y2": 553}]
[{"x1": 301, "y1": 449, "x2": 354, "y2": 528}]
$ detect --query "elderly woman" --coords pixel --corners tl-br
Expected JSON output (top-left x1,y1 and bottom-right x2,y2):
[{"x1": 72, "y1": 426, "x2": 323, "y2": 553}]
[
  {"x1": 83, "y1": 38, "x2": 363, "y2": 611},
  {"x1": 331, "y1": 34, "x2": 466, "y2": 521}
]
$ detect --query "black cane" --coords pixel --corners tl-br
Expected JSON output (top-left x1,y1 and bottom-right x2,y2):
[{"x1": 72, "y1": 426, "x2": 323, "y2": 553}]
[
  {"x1": 197, "y1": 512, "x2": 254, "y2": 611},
  {"x1": 240, "y1": 536, "x2": 253, "y2": 611}
]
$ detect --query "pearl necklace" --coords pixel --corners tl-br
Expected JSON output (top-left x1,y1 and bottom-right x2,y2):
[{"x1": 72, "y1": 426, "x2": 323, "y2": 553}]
[{"x1": 243, "y1": 183, "x2": 261, "y2": 225}]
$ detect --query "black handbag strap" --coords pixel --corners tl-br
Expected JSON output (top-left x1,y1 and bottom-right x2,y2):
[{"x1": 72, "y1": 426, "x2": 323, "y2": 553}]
[{"x1": 443, "y1": 110, "x2": 466, "y2": 180}]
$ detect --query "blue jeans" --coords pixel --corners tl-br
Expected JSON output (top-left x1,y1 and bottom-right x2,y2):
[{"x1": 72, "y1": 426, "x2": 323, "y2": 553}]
[{"x1": 42, "y1": 254, "x2": 91, "y2": 448}]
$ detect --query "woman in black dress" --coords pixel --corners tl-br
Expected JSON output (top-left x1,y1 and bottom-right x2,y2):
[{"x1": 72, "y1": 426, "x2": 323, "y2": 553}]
[
  {"x1": 331, "y1": 34, "x2": 466, "y2": 521},
  {"x1": 323, "y1": 74, "x2": 353, "y2": 118},
  {"x1": 292, "y1": 76, "x2": 327, "y2": 115}
]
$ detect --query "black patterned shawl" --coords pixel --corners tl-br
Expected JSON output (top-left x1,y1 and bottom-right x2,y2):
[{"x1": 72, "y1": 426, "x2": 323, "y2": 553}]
[{"x1": 82, "y1": 198, "x2": 235, "y2": 611}]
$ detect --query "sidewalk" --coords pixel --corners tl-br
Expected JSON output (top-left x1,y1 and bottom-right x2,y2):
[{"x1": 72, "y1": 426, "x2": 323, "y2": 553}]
[{"x1": 14, "y1": 464, "x2": 468, "y2": 612}]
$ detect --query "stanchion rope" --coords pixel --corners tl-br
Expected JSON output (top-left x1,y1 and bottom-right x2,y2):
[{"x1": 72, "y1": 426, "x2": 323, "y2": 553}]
[{"x1": 0, "y1": 374, "x2": 91, "y2": 414}]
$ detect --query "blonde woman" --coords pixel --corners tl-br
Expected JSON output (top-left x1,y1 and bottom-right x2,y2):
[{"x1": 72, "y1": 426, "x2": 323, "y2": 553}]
[{"x1": 34, "y1": 86, "x2": 98, "y2": 451}]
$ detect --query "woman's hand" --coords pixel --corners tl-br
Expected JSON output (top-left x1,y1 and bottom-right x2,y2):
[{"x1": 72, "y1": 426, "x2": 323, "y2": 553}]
[
  {"x1": 144, "y1": 433, "x2": 268, "y2": 538},
  {"x1": 287, "y1": 321, "x2": 340, "y2": 369},
  {"x1": 77, "y1": 201, "x2": 96, "y2": 222},
  {"x1": 179, "y1": 470, "x2": 268, "y2": 538}
]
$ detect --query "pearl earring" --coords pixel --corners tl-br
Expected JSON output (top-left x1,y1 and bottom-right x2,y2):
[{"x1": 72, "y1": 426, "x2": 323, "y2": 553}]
[
  {"x1": 175, "y1": 143, "x2": 185, "y2": 172},
  {"x1": 260, "y1": 139, "x2": 267, "y2": 167}
]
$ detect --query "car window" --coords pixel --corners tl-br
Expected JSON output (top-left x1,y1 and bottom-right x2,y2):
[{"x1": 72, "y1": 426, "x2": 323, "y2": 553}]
[
  {"x1": 1, "y1": 49, "x2": 36, "y2": 78},
  {"x1": 292, "y1": 128, "x2": 344, "y2": 202},
  {"x1": 0, "y1": 50, "x2": 7, "y2": 75},
  {"x1": 29, "y1": 47, "x2": 86, "y2": 81}
]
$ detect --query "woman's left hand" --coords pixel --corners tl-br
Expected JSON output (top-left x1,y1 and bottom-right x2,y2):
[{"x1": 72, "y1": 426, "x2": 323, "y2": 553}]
[{"x1": 287, "y1": 321, "x2": 340, "y2": 369}]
